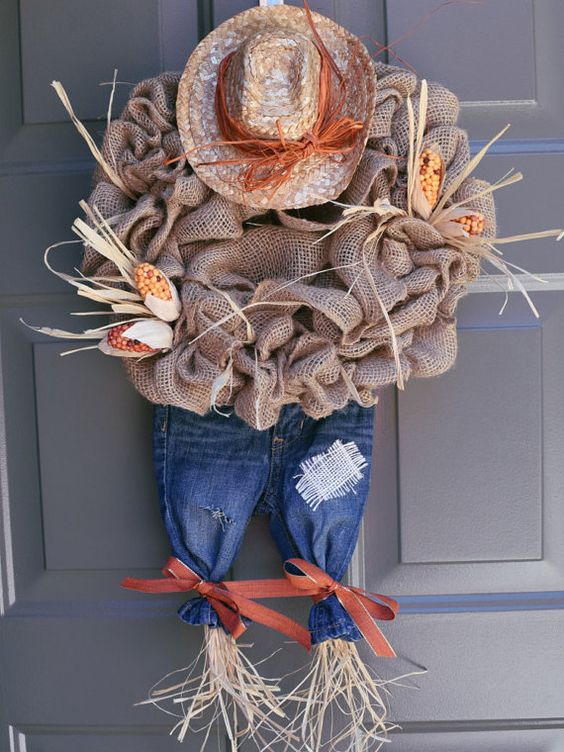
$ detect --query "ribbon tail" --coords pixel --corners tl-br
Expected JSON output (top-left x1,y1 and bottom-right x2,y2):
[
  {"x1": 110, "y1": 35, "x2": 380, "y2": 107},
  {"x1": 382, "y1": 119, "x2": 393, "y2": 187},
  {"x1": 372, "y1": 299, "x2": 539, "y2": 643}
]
[
  {"x1": 348, "y1": 586, "x2": 400, "y2": 620},
  {"x1": 339, "y1": 590, "x2": 396, "y2": 658},
  {"x1": 210, "y1": 599, "x2": 247, "y2": 640},
  {"x1": 232, "y1": 595, "x2": 311, "y2": 651},
  {"x1": 120, "y1": 576, "x2": 192, "y2": 594}
]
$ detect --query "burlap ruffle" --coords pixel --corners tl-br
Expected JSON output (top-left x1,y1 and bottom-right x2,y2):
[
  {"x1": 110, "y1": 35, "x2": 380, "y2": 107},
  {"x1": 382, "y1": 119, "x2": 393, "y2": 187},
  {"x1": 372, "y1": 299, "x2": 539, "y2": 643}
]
[{"x1": 84, "y1": 63, "x2": 495, "y2": 429}]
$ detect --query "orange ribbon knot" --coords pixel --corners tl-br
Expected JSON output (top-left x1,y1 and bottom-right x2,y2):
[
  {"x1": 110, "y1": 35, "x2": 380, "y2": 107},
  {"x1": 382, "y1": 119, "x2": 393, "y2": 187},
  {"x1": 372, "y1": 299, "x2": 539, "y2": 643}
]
[
  {"x1": 283, "y1": 558, "x2": 399, "y2": 657},
  {"x1": 121, "y1": 557, "x2": 311, "y2": 650}
]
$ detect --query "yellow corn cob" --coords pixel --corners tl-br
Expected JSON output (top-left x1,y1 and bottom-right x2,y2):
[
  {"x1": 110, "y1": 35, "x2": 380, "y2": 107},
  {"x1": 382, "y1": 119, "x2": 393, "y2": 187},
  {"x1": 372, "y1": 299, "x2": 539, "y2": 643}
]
[
  {"x1": 419, "y1": 148, "x2": 443, "y2": 209},
  {"x1": 134, "y1": 263, "x2": 172, "y2": 301},
  {"x1": 106, "y1": 324, "x2": 157, "y2": 353},
  {"x1": 454, "y1": 213, "x2": 485, "y2": 236}
]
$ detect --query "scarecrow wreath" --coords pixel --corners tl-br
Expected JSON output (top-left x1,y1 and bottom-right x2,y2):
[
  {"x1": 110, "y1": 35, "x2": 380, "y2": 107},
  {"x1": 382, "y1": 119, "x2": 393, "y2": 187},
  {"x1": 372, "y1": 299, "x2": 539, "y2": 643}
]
[{"x1": 28, "y1": 2, "x2": 561, "y2": 750}]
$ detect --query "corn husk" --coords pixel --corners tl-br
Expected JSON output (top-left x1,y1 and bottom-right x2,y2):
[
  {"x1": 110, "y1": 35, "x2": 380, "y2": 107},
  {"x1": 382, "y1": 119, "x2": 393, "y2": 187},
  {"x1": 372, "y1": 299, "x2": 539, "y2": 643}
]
[
  {"x1": 144, "y1": 285, "x2": 182, "y2": 322},
  {"x1": 22, "y1": 317, "x2": 173, "y2": 358},
  {"x1": 41, "y1": 201, "x2": 180, "y2": 324},
  {"x1": 27, "y1": 198, "x2": 182, "y2": 357},
  {"x1": 99, "y1": 320, "x2": 174, "y2": 357},
  {"x1": 406, "y1": 79, "x2": 428, "y2": 217},
  {"x1": 432, "y1": 206, "x2": 484, "y2": 240}
]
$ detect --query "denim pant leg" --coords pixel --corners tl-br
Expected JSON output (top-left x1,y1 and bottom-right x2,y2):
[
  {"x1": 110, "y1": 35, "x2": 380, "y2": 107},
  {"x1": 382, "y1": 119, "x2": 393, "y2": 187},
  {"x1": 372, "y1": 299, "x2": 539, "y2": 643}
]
[
  {"x1": 268, "y1": 403, "x2": 376, "y2": 644},
  {"x1": 153, "y1": 405, "x2": 271, "y2": 628}
]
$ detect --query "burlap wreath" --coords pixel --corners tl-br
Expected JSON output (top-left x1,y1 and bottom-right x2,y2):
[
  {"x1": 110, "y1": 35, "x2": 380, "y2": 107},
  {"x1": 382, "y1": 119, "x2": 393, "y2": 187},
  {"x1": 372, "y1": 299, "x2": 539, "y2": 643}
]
[{"x1": 84, "y1": 63, "x2": 495, "y2": 429}]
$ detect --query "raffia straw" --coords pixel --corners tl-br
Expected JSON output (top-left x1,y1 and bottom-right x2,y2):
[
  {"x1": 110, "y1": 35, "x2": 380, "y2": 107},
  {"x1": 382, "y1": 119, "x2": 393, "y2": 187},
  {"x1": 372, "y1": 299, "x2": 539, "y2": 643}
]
[
  {"x1": 467, "y1": 241, "x2": 541, "y2": 317},
  {"x1": 105, "y1": 69, "x2": 119, "y2": 175},
  {"x1": 254, "y1": 348, "x2": 262, "y2": 432},
  {"x1": 187, "y1": 300, "x2": 307, "y2": 348},
  {"x1": 430, "y1": 123, "x2": 511, "y2": 219},
  {"x1": 76, "y1": 200, "x2": 138, "y2": 278},
  {"x1": 137, "y1": 627, "x2": 298, "y2": 751},
  {"x1": 210, "y1": 351, "x2": 234, "y2": 416},
  {"x1": 41, "y1": 201, "x2": 141, "y2": 314},
  {"x1": 442, "y1": 170, "x2": 523, "y2": 211},
  {"x1": 22, "y1": 315, "x2": 149, "y2": 341},
  {"x1": 404, "y1": 80, "x2": 430, "y2": 218},
  {"x1": 20, "y1": 324, "x2": 105, "y2": 342},
  {"x1": 486, "y1": 229, "x2": 563, "y2": 246},
  {"x1": 340, "y1": 365, "x2": 366, "y2": 404},
  {"x1": 210, "y1": 286, "x2": 255, "y2": 344},
  {"x1": 51, "y1": 81, "x2": 136, "y2": 200},
  {"x1": 440, "y1": 217, "x2": 562, "y2": 319},
  {"x1": 362, "y1": 229, "x2": 405, "y2": 390},
  {"x1": 406, "y1": 87, "x2": 415, "y2": 217},
  {"x1": 283, "y1": 639, "x2": 424, "y2": 752},
  {"x1": 43, "y1": 238, "x2": 141, "y2": 309}
]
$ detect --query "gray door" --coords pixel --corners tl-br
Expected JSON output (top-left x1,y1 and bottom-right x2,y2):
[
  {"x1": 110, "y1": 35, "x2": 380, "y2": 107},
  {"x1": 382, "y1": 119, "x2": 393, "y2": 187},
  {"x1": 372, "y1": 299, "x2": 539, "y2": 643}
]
[{"x1": 1, "y1": 1, "x2": 563, "y2": 750}]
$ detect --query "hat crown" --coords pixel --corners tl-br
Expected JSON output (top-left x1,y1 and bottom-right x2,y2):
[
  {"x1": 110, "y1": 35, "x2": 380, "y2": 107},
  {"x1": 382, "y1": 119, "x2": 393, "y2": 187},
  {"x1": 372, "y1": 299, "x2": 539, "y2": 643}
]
[{"x1": 225, "y1": 29, "x2": 321, "y2": 141}]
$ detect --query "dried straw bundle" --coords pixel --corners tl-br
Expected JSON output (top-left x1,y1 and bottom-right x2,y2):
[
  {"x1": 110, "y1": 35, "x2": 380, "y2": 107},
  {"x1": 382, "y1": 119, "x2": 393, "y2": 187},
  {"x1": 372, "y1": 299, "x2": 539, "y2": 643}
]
[
  {"x1": 284, "y1": 639, "x2": 423, "y2": 752},
  {"x1": 137, "y1": 627, "x2": 296, "y2": 751}
]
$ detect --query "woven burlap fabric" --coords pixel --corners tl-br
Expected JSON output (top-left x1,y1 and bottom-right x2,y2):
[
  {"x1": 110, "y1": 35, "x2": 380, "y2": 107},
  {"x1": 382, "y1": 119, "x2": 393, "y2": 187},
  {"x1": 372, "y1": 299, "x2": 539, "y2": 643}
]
[{"x1": 84, "y1": 63, "x2": 495, "y2": 429}]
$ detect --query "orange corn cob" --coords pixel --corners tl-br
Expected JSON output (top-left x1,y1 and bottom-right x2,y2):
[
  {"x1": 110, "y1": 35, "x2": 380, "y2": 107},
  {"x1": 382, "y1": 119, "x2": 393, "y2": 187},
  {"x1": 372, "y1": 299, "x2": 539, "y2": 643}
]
[
  {"x1": 454, "y1": 213, "x2": 485, "y2": 236},
  {"x1": 134, "y1": 263, "x2": 172, "y2": 301},
  {"x1": 419, "y1": 148, "x2": 443, "y2": 209},
  {"x1": 106, "y1": 324, "x2": 157, "y2": 353}
]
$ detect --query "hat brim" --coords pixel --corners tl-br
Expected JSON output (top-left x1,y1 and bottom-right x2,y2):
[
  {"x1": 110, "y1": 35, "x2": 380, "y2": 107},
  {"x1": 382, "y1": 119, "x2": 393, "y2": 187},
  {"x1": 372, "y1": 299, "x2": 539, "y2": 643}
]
[{"x1": 176, "y1": 5, "x2": 377, "y2": 210}]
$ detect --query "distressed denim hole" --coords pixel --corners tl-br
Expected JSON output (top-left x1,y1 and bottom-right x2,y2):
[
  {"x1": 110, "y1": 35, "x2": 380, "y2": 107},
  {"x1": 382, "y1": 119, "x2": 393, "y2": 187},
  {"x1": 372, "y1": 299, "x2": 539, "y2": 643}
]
[{"x1": 200, "y1": 506, "x2": 233, "y2": 531}]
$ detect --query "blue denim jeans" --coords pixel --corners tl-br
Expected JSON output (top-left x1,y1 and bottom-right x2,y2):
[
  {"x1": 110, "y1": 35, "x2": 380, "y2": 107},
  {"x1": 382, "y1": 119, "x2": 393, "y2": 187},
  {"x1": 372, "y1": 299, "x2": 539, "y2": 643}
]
[{"x1": 153, "y1": 401, "x2": 375, "y2": 643}]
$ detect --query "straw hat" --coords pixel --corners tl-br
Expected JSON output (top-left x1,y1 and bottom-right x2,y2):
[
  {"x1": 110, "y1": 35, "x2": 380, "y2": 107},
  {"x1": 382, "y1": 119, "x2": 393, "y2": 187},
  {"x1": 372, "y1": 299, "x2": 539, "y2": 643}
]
[{"x1": 176, "y1": 4, "x2": 377, "y2": 210}]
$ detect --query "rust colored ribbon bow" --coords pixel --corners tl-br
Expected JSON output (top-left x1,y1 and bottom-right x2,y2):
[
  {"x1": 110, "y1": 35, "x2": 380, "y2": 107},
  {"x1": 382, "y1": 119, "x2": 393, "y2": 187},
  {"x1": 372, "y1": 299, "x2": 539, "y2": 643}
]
[
  {"x1": 121, "y1": 557, "x2": 311, "y2": 650},
  {"x1": 283, "y1": 558, "x2": 399, "y2": 657}
]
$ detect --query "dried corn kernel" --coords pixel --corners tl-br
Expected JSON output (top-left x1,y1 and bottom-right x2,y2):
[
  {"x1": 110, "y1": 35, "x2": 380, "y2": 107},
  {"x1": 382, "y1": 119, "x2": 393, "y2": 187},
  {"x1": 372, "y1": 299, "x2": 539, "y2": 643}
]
[
  {"x1": 106, "y1": 323, "x2": 157, "y2": 354},
  {"x1": 419, "y1": 148, "x2": 443, "y2": 209},
  {"x1": 134, "y1": 263, "x2": 172, "y2": 301},
  {"x1": 453, "y1": 213, "x2": 485, "y2": 236}
]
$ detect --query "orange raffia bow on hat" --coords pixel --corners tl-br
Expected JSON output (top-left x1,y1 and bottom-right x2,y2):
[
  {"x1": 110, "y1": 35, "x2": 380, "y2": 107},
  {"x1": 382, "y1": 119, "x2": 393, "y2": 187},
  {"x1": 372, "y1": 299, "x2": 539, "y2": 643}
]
[
  {"x1": 283, "y1": 558, "x2": 399, "y2": 657},
  {"x1": 165, "y1": 1, "x2": 365, "y2": 197},
  {"x1": 121, "y1": 557, "x2": 312, "y2": 650}
]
